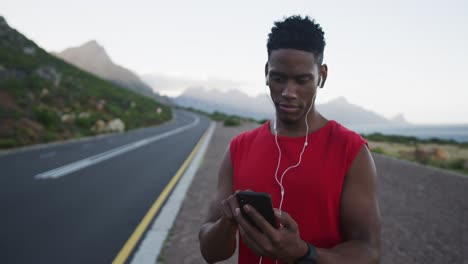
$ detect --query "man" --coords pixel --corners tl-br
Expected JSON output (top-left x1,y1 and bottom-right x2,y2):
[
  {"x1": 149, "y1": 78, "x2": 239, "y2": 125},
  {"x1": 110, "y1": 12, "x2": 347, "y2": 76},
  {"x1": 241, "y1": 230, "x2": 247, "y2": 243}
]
[{"x1": 199, "y1": 15, "x2": 381, "y2": 264}]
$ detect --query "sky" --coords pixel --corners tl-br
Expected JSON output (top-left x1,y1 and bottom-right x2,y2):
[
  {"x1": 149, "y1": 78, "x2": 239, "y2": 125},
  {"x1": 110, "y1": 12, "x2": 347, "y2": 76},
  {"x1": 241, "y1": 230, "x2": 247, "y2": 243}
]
[{"x1": 2, "y1": 0, "x2": 468, "y2": 124}]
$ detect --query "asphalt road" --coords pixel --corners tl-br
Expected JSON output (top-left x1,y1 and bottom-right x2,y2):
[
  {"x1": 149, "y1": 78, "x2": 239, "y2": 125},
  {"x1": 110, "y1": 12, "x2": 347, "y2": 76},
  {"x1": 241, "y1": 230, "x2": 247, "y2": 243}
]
[{"x1": 0, "y1": 109, "x2": 210, "y2": 264}]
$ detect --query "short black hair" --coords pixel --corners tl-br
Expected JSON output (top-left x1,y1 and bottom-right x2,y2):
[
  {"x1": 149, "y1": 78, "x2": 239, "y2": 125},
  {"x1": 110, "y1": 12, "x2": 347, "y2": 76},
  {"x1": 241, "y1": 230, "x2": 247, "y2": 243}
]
[{"x1": 267, "y1": 15, "x2": 326, "y2": 64}]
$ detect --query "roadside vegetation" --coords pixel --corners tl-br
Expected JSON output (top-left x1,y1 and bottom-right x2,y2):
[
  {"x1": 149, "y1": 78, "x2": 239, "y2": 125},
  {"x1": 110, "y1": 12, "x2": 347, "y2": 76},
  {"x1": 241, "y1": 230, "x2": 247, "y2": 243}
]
[{"x1": 363, "y1": 133, "x2": 468, "y2": 176}]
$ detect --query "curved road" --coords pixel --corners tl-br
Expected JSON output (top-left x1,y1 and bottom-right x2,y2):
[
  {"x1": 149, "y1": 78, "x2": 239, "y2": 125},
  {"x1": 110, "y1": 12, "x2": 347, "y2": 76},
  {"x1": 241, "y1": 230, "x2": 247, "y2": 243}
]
[{"x1": 0, "y1": 110, "x2": 210, "y2": 263}]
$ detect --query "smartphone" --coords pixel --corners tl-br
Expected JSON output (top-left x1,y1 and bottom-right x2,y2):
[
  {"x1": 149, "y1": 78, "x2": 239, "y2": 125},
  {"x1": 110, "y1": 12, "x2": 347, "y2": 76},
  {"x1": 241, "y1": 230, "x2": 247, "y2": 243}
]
[{"x1": 236, "y1": 191, "x2": 277, "y2": 231}]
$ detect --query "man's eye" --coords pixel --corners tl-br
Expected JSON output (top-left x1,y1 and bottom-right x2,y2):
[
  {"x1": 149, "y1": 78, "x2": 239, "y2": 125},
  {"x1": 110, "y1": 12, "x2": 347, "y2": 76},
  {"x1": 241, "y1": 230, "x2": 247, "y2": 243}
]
[
  {"x1": 272, "y1": 76, "x2": 284, "y2": 83},
  {"x1": 296, "y1": 77, "x2": 310, "y2": 84}
]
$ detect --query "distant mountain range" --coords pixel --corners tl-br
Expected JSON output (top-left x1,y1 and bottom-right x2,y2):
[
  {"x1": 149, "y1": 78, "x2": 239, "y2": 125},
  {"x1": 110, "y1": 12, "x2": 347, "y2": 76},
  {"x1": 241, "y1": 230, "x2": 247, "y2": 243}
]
[
  {"x1": 174, "y1": 87, "x2": 408, "y2": 125},
  {"x1": 317, "y1": 96, "x2": 408, "y2": 125},
  {"x1": 54, "y1": 40, "x2": 170, "y2": 104},
  {"x1": 175, "y1": 87, "x2": 273, "y2": 120}
]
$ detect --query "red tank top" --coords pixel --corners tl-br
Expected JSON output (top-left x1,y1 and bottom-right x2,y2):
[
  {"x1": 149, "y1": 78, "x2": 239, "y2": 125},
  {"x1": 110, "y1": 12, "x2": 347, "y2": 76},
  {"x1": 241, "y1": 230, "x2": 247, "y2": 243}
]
[{"x1": 230, "y1": 120, "x2": 366, "y2": 264}]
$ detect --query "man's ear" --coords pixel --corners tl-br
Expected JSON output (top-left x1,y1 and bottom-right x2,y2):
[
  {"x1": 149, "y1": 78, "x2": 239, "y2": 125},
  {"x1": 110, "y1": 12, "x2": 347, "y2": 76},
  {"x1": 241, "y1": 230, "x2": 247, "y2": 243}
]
[
  {"x1": 265, "y1": 62, "x2": 269, "y2": 85},
  {"x1": 319, "y1": 64, "x2": 328, "y2": 88}
]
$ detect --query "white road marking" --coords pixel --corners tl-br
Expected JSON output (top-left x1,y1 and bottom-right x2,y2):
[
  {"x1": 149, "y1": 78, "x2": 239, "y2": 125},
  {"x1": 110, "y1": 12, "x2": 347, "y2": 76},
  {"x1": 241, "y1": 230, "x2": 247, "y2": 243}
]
[{"x1": 34, "y1": 115, "x2": 200, "y2": 180}]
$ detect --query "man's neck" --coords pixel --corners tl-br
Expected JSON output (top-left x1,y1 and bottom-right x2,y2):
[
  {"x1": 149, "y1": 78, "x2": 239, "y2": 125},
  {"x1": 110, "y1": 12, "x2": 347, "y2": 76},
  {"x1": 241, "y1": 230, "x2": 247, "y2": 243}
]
[{"x1": 273, "y1": 110, "x2": 328, "y2": 137}]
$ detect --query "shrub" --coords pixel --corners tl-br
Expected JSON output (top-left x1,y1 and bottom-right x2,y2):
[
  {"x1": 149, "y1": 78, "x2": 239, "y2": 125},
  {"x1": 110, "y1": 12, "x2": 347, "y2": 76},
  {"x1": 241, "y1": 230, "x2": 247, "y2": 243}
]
[
  {"x1": 211, "y1": 111, "x2": 228, "y2": 121},
  {"x1": 224, "y1": 117, "x2": 241, "y2": 127},
  {"x1": 33, "y1": 107, "x2": 58, "y2": 129},
  {"x1": 44, "y1": 131, "x2": 58, "y2": 142},
  {"x1": 75, "y1": 116, "x2": 95, "y2": 130},
  {"x1": 371, "y1": 147, "x2": 385, "y2": 154},
  {"x1": 0, "y1": 138, "x2": 17, "y2": 148},
  {"x1": 445, "y1": 158, "x2": 465, "y2": 170}
]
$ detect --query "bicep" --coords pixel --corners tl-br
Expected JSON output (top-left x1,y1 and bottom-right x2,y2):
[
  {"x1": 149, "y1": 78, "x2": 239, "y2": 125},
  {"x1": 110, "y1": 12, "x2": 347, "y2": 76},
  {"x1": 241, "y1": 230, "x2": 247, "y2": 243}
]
[
  {"x1": 340, "y1": 145, "x2": 381, "y2": 247},
  {"x1": 203, "y1": 146, "x2": 234, "y2": 223}
]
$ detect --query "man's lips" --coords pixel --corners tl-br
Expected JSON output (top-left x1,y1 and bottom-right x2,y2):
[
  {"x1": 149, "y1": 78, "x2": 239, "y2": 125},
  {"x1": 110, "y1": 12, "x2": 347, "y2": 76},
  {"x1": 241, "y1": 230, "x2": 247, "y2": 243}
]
[{"x1": 278, "y1": 103, "x2": 300, "y2": 113}]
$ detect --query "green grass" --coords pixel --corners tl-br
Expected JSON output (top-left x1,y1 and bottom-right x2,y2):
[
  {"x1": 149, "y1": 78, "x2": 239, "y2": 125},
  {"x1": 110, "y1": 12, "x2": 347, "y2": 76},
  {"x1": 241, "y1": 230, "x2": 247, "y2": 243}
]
[{"x1": 370, "y1": 147, "x2": 385, "y2": 155}]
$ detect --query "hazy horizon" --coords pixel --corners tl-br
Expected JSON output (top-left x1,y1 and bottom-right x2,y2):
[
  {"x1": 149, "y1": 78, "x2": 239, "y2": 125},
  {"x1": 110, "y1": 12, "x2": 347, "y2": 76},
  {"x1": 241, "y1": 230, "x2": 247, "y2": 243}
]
[{"x1": 2, "y1": 0, "x2": 468, "y2": 125}]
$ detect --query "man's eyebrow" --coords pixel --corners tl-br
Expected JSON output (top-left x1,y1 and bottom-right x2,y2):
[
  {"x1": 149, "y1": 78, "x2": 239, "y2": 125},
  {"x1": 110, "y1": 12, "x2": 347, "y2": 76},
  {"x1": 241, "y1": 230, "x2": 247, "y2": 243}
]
[
  {"x1": 268, "y1": 70, "x2": 286, "y2": 76},
  {"x1": 295, "y1": 73, "x2": 314, "y2": 79},
  {"x1": 269, "y1": 71, "x2": 314, "y2": 78}
]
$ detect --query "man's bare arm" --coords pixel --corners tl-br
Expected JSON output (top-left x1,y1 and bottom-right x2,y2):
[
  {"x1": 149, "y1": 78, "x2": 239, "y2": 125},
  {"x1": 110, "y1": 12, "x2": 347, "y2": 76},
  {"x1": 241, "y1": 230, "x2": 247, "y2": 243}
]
[
  {"x1": 315, "y1": 145, "x2": 381, "y2": 263},
  {"x1": 199, "y1": 147, "x2": 239, "y2": 263}
]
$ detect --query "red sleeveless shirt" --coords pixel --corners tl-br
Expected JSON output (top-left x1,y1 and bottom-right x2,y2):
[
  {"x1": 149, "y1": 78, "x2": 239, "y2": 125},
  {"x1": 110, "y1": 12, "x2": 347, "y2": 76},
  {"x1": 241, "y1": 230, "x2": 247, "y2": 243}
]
[{"x1": 230, "y1": 120, "x2": 366, "y2": 264}]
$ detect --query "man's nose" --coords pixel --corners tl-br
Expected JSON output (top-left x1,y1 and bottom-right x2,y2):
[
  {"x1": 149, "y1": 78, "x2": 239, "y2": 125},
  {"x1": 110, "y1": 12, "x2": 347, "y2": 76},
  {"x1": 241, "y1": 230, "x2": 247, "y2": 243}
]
[{"x1": 281, "y1": 80, "x2": 298, "y2": 99}]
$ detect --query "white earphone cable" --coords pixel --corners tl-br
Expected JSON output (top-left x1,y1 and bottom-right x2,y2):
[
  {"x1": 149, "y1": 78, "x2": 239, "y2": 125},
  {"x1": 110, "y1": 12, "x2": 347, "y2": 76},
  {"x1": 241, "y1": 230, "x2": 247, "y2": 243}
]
[
  {"x1": 274, "y1": 94, "x2": 314, "y2": 214},
  {"x1": 259, "y1": 79, "x2": 320, "y2": 264}
]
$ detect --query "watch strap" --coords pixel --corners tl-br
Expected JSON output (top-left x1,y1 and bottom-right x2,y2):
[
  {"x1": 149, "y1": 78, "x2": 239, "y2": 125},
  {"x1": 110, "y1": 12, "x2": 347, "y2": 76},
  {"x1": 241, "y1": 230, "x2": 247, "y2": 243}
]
[{"x1": 295, "y1": 242, "x2": 317, "y2": 264}]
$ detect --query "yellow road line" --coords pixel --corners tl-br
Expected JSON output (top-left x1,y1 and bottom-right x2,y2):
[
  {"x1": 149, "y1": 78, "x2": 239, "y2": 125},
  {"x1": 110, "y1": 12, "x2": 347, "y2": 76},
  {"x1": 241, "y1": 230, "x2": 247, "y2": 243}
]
[{"x1": 112, "y1": 127, "x2": 211, "y2": 264}]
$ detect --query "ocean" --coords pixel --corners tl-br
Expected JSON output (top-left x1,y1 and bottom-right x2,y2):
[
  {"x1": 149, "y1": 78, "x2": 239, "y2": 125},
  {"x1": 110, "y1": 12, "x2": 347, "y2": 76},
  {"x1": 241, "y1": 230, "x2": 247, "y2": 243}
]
[{"x1": 346, "y1": 124, "x2": 468, "y2": 143}]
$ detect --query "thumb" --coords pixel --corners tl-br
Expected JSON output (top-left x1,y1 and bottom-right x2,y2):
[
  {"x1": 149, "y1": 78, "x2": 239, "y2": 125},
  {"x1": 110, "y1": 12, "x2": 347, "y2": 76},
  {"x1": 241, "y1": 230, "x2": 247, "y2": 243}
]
[{"x1": 274, "y1": 209, "x2": 297, "y2": 230}]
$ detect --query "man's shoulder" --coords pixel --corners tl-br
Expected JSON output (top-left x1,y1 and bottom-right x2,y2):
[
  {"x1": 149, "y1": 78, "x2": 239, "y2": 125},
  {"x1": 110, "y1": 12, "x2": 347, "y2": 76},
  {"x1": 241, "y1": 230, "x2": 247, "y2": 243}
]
[
  {"x1": 328, "y1": 120, "x2": 366, "y2": 144},
  {"x1": 327, "y1": 121, "x2": 368, "y2": 173},
  {"x1": 231, "y1": 121, "x2": 269, "y2": 145}
]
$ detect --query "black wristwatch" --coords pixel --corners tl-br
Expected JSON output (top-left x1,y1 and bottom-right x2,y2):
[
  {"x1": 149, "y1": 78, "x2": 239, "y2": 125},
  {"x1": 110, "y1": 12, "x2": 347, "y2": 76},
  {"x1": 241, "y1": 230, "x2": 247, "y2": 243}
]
[{"x1": 295, "y1": 242, "x2": 317, "y2": 264}]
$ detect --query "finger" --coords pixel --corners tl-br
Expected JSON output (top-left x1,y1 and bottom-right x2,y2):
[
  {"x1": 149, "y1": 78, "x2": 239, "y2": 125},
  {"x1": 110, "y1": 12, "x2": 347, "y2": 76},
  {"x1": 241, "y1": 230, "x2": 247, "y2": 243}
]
[
  {"x1": 238, "y1": 225, "x2": 266, "y2": 256},
  {"x1": 236, "y1": 208, "x2": 280, "y2": 259},
  {"x1": 273, "y1": 209, "x2": 282, "y2": 228},
  {"x1": 220, "y1": 200, "x2": 233, "y2": 219},
  {"x1": 244, "y1": 204, "x2": 278, "y2": 239},
  {"x1": 234, "y1": 207, "x2": 266, "y2": 241},
  {"x1": 274, "y1": 209, "x2": 298, "y2": 231},
  {"x1": 238, "y1": 219, "x2": 278, "y2": 259},
  {"x1": 227, "y1": 194, "x2": 240, "y2": 216}
]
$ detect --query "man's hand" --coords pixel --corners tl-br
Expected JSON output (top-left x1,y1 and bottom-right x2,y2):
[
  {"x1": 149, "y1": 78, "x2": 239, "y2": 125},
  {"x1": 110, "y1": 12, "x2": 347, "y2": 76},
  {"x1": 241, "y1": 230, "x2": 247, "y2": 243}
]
[
  {"x1": 234, "y1": 206, "x2": 308, "y2": 264},
  {"x1": 219, "y1": 191, "x2": 240, "y2": 224}
]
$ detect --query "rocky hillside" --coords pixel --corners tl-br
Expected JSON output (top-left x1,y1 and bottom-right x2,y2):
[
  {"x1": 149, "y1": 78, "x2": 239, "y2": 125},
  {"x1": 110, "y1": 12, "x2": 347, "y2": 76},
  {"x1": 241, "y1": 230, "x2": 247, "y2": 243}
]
[
  {"x1": 55, "y1": 40, "x2": 171, "y2": 104},
  {"x1": 0, "y1": 16, "x2": 172, "y2": 149}
]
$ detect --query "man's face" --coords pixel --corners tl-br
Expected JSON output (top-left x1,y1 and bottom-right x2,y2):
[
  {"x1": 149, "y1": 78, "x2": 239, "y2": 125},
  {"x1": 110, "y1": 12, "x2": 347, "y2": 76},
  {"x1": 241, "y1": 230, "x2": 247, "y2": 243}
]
[{"x1": 267, "y1": 49, "x2": 322, "y2": 124}]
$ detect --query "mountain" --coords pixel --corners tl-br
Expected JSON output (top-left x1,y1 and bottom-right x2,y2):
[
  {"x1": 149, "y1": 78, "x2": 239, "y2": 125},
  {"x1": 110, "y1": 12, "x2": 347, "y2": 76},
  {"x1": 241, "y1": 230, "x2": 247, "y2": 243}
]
[
  {"x1": 55, "y1": 40, "x2": 170, "y2": 104},
  {"x1": 174, "y1": 87, "x2": 274, "y2": 120},
  {"x1": 317, "y1": 96, "x2": 409, "y2": 125},
  {"x1": 0, "y1": 16, "x2": 172, "y2": 149},
  {"x1": 174, "y1": 87, "x2": 408, "y2": 125}
]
